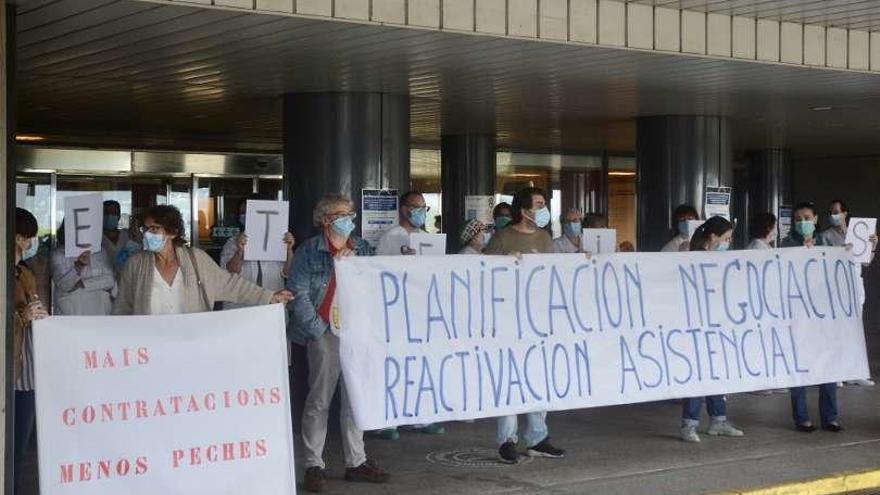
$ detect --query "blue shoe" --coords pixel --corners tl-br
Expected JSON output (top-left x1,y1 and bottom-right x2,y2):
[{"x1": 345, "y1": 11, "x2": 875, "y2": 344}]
[{"x1": 417, "y1": 423, "x2": 446, "y2": 435}]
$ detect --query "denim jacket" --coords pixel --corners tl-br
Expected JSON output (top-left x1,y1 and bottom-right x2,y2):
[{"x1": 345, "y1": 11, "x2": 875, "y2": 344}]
[{"x1": 286, "y1": 233, "x2": 373, "y2": 344}]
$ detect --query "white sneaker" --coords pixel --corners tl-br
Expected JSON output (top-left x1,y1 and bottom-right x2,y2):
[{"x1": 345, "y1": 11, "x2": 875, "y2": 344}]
[
  {"x1": 680, "y1": 425, "x2": 701, "y2": 443},
  {"x1": 707, "y1": 420, "x2": 744, "y2": 437},
  {"x1": 846, "y1": 379, "x2": 875, "y2": 387}
]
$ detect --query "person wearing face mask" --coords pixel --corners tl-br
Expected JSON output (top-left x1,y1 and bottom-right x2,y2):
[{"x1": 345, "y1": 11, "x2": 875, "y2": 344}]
[
  {"x1": 662, "y1": 204, "x2": 699, "y2": 252},
  {"x1": 747, "y1": 213, "x2": 777, "y2": 250},
  {"x1": 12, "y1": 208, "x2": 49, "y2": 495},
  {"x1": 493, "y1": 202, "x2": 514, "y2": 231},
  {"x1": 374, "y1": 190, "x2": 446, "y2": 438},
  {"x1": 553, "y1": 209, "x2": 585, "y2": 253},
  {"x1": 49, "y1": 220, "x2": 116, "y2": 316},
  {"x1": 113, "y1": 205, "x2": 293, "y2": 316},
  {"x1": 779, "y1": 202, "x2": 846, "y2": 431},
  {"x1": 819, "y1": 199, "x2": 849, "y2": 247},
  {"x1": 221, "y1": 195, "x2": 296, "y2": 310},
  {"x1": 459, "y1": 219, "x2": 488, "y2": 254},
  {"x1": 376, "y1": 191, "x2": 429, "y2": 255},
  {"x1": 101, "y1": 200, "x2": 130, "y2": 268},
  {"x1": 484, "y1": 187, "x2": 565, "y2": 463},
  {"x1": 679, "y1": 216, "x2": 744, "y2": 443},
  {"x1": 288, "y1": 194, "x2": 390, "y2": 493}
]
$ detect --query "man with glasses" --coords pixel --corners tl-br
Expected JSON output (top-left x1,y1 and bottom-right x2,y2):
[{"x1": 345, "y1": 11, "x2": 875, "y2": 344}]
[
  {"x1": 376, "y1": 191, "x2": 430, "y2": 255},
  {"x1": 288, "y1": 194, "x2": 389, "y2": 493},
  {"x1": 373, "y1": 191, "x2": 446, "y2": 439}
]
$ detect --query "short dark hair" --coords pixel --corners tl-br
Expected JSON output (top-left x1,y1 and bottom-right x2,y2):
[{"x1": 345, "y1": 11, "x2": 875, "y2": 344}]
[
  {"x1": 690, "y1": 216, "x2": 734, "y2": 251},
  {"x1": 143, "y1": 205, "x2": 187, "y2": 246},
  {"x1": 400, "y1": 191, "x2": 423, "y2": 207},
  {"x1": 493, "y1": 202, "x2": 512, "y2": 217},
  {"x1": 829, "y1": 199, "x2": 848, "y2": 212},
  {"x1": 749, "y1": 212, "x2": 777, "y2": 240},
  {"x1": 672, "y1": 204, "x2": 699, "y2": 235},
  {"x1": 793, "y1": 201, "x2": 817, "y2": 216},
  {"x1": 103, "y1": 200, "x2": 121, "y2": 210},
  {"x1": 511, "y1": 187, "x2": 547, "y2": 225},
  {"x1": 583, "y1": 213, "x2": 608, "y2": 229},
  {"x1": 15, "y1": 208, "x2": 38, "y2": 238}
]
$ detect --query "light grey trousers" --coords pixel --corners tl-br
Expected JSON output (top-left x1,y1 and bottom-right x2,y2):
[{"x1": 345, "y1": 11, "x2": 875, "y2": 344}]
[{"x1": 301, "y1": 331, "x2": 367, "y2": 469}]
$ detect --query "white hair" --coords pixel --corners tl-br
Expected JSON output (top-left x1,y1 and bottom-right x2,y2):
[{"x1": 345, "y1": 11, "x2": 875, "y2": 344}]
[{"x1": 313, "y1": 193, "x2": 353, "y2": 227}]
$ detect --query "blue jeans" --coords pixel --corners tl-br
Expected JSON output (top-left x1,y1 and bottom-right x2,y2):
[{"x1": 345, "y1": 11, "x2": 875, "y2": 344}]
[
  {"x1": 790, "y1": 384, "x2": 838, "y2": 427},
  {"x1": 681, "y1": 395, "x2": 727, "y2": 427},
  {"x1": 14, "y1": 391, "x2": 36, "y2": 494},
  {"x1": 496, "y1": 412, "x2": 547, "y2": 447}
]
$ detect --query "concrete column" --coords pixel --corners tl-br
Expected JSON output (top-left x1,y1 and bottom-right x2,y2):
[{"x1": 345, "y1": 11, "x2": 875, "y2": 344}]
[
  {"x1": 440, "y1": 134, "x2": 496, "y2": 253},
  {"x1": 282, "y1": 92, "x2": 410, "y2": 240},
  {"x1": 636, "y1": 116, "x2": 733, "y2": 251},
  {"x1": 747, "y1": 149, "x2": 792, "y2": 243},
  {"x1": 2, "y1": 2, "x2": 12, "y2": 491}
]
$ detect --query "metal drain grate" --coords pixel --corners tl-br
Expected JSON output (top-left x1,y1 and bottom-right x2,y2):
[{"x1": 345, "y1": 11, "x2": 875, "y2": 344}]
[{"x1": 425, "y1": 447, "x2": 535, "y2": 468}]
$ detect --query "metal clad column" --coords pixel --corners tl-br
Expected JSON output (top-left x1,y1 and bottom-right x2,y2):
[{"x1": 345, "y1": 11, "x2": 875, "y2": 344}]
[
  {"x1": 636, "y1": 116, "x2": 732, "y2": 251},
  {"x1": 2, "y1": 3, "x2": 13, "y2": 491},
  {"x1": 747, "y1": 149, "x2": 792, "y2": 225},
  {"x1": 440, "y1": 134, "x2": 496, "y2": 253},
  {"x1": 283, "y1": 92, "x2": 410, "y2": 240}
]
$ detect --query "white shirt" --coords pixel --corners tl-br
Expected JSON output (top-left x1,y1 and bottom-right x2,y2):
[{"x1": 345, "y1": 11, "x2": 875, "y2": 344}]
[
  {"x1": 377, "y1": 225, "x2": 413, "y2": 256},
  {"x1": 219, "y1": 236, "x2": 285, "y2": 310},
  {"x1": 747, "y1": 238, "x2": 772, "y2": 250},
  {"x1": 149, "y1": 266, "x2": 184, "y2": 315},
  {"x1": 458, "y1": 245, "x2": 481, "y2": 255},
  {"x1": 50, "y1": 247, "x2": 116, "y2": 316},
  {"x1": 553, "y1": 235, "x2": 581, "y2": 254},
  {"x1": 661, "y1": 234, "x2": 690, "y2": 252}
]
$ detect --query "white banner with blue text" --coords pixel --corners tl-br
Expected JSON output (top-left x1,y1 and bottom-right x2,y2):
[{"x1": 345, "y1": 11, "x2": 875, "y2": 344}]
[{"x1": 336, "y1": 248, "x2": 870, "y2": 430}]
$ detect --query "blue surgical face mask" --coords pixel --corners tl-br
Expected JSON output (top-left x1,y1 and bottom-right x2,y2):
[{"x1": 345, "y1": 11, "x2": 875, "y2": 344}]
[
  {"x1": 678, "y1": 220, "x2": 690, "y2": 236},
  {"x1": 331, "y1": 216, "x2": 355, "y2": 239},
  {"x1": 104, "y1": 215, "x2": 119, "y2": 230},
  {"x1": 714, "y1": 241, "x2": 730, "y2": 252},
  {"x1": 22, "y1": 237, "x2": 38, "y2": 261},
  {"x1": 565, "y1": 222, "x2": 582, "y2": 236},
  {"x1": 533, "y1": 207, "x2": 551, "y2": 229},
  {"x1": 795, "y1": 220, "x2": 816, "y2": 238},
  {"x1": 829, "y1": 213, "x2": 842, "y2": 226},
  {"x1": 144, "y1": 231, "x2": 167, "y2": 252},
  {"x1": 409, "y1": 207, "x2": 427, "y2": 228},
  {"x1": 238, "y1": 214, "x2": 247, "y2": 228},
  {"x1": 495, "y1": 216, "x2": 511, "y2": 230}
]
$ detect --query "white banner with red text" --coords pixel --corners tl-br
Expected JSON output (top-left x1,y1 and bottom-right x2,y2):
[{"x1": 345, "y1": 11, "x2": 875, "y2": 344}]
[
  {"x1": 33, "y1": 305, "x2": 296, "y2": 495},
  {"x1": 336, "y1": 248, "x2": 870, "y2": 431}
]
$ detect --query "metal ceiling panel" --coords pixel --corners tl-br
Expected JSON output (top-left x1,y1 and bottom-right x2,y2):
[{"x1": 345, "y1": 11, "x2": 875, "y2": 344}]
[{"x1": 13, "y1": 0, "x2": 880, "y2": 156}]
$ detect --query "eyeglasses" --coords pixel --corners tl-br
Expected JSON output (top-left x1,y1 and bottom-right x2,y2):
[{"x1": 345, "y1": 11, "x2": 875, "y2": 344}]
[
  {"x1": 405, "y1": 204, "x2": 430, "y2": 212},
  {"x1": 140, "y1": 225, "x2": 163, "y2": 234}
]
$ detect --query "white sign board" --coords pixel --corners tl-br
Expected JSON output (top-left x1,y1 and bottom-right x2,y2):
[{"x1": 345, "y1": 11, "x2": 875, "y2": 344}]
[
  {"x1": 336, "y1": 248, "x2": 869, "y2": 430},
  {"x1": 361, "y1": 189, "x2": 398, "y2": 247},
  {"x1": 464, "y1": 196, "x2": 495, "y2": 225},
  {"x1": 845, "y1": 217, "x2": 877, "y2": 264},
  {"x1": 704, "y1": 186, "x2": 732, "y2": 220},
  {"x1": 33, "y1": 305, "x2": 296, "y2": 495},
  {"x1": 244, "y1": 200, "x2": 290, "y2": 262},
  {"x1": 582, "y1": 228, "x2": 617, "y2": 254},
  {"x1": 64, "y1": 194, "x2": 103, "y2": 258},
  {"x1": 409, "y1": 233, "x2": 447, "y2": 255}
]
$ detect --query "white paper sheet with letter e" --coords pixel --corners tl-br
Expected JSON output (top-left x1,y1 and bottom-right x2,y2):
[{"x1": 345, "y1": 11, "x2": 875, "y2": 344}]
[
  {"x1": 409, "y1": 233, "x2": 447, "y2": 255},
  {"x1": 845, "y1": 217, "x2": 877, "y2": 264},
  {"x1": 244, "y1": 200, "x2": 289, "y2": 261},
  {"x1": 582, "y1": 229, "x2": 617, "y2": 254},
  {"x1": 32, "y1": 305, "x2": 296, "y2": 495},
  {"x1": 64, "y1": 194, "x2": 103, "y2": 258}
]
